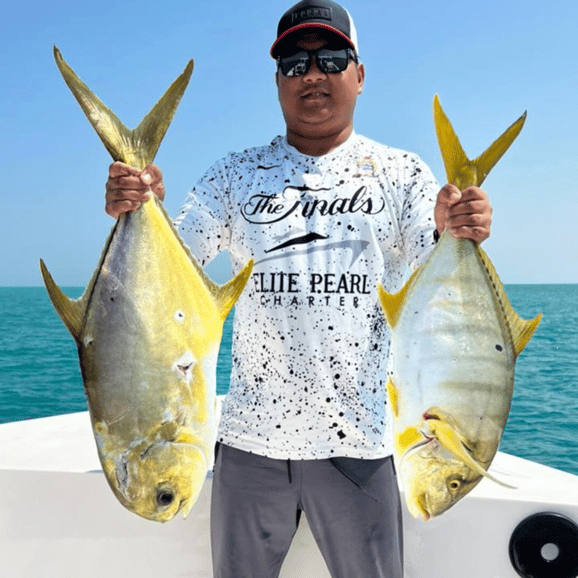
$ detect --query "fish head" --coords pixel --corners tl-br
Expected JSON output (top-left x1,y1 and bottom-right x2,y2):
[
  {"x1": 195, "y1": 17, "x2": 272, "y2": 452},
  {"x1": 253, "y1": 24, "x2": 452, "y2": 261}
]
[
  {"x1": 395, "y1": 408, "x2": 495, "y2": 520},
  {"x1": 111, "y1": 438, "x2": 208, "y2": 523},
  {"x1": 400, "y1": 447, "x2": 482, "y2": 520}
]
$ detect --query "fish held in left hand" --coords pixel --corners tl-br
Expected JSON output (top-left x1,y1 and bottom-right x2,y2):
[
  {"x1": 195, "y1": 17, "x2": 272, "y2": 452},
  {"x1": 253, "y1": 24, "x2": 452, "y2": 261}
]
[
  {"x1": 378, "y1": 96, "x2": 541, "y2": 520},
  {"x1": 40, "y1": 48, "x2": 253, "y2": 522}
]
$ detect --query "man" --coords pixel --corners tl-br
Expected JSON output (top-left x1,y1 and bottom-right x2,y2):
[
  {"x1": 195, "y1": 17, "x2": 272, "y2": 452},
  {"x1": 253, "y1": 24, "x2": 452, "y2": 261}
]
[{"x1": 106, "y1": 1, "x2": 491, "y2": 576}]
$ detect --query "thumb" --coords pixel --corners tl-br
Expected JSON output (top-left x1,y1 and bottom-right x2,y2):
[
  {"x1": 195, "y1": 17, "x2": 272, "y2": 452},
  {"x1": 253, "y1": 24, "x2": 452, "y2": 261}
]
[
  {"x1": 140, "y1": 164, "x2": 165, "y2": 202},
  {"x1": 437, "y1": 184, "x2": 461, "y2": 207},
  {"x1": 434, "y1": 184, "x2": 461, "y2": 233}
]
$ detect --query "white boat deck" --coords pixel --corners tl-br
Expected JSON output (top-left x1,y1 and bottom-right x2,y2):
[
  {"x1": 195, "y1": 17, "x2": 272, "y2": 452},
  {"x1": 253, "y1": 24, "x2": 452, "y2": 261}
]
[{"x1": 1, "y1": 410, "x2": 577, "y2": 577}]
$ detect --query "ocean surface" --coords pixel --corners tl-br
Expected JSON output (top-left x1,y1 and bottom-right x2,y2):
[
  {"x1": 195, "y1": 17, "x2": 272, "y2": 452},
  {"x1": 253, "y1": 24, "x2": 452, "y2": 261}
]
[{"x1": 1, "y1": 284, "x2": 577, "y2": 476}]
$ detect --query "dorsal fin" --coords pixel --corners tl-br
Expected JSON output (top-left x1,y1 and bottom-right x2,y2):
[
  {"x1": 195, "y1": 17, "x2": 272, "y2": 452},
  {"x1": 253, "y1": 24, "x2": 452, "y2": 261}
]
[
  {"x1": 53, "y1": 46, "x2": 193, "y2": 169},
  {"x1": 433, "y1": 94, "x2": 526, "y2": 189},
  {"x1": 40, "y1": 259, "x2": 89, "y2": 342},
  {"x1": 215, "y1": 260, "x2": 254, "y2": 320},
  {"x1": 153, "y1": 200, "x2": 254, "y2": 320},
  {"x1": 377, "y1": 268, "x2": 420, "y2": 329},
  {"x1": 189, "y1": 257, "x2": 254, "y2": 321}
]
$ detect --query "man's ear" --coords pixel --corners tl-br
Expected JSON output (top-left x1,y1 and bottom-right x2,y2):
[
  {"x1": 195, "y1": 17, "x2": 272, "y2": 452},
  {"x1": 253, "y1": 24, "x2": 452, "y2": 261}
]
[{"x1": 357, "y1": 63, "x2": 365, "y2": 95}]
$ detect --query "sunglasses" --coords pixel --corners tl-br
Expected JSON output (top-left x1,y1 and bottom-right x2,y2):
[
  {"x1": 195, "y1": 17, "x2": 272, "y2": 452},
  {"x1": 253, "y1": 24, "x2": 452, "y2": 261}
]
[{"x1": 277, "y1": 48, "x2": 358, "y2": 77}]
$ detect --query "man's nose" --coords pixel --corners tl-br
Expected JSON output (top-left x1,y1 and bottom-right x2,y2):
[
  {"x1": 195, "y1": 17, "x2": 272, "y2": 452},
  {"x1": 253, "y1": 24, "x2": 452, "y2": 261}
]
[{"x1": 303, "y1": 57, "x2": 327, "y2": 81}]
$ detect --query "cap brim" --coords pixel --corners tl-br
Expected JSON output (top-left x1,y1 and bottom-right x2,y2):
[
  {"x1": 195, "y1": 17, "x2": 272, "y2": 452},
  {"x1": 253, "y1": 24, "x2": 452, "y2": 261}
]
[{"x1": 270, "y1": 23, "x2": 356, "y2": 58}]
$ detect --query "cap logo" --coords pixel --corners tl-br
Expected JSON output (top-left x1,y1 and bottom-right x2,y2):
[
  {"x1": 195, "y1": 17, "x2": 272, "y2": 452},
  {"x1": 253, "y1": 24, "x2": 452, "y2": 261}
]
[{"x1": 291, "y1": 7, "x2": 332, "y2": 24}]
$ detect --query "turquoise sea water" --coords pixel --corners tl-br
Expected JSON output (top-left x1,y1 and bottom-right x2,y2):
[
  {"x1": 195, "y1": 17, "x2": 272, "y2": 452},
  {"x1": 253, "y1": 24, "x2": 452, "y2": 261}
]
[{"x1": 1, "y1": 285, "x2": 577, "y2": 475}]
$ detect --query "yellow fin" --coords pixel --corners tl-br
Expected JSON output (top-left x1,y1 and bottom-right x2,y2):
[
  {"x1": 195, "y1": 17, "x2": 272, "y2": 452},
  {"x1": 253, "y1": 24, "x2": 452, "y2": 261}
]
[
  {"x1": 214, "y1": 260, "x2": 254, "y2": 321},
  {"x1": 386, "y1": 376, "x2": 399, "y2": 418},
  {"x1": 427, "y1": 418, "x2": 516, "y2": 489},
  {"x1": 39, "y1": 259, "x2": 88, "y2": 341},
  {"x1": 53, "y1": 46, "x2": 193, "y2": 169},
  {"x1": 433, "y1": 94, "x2": 526, "y2": 189},
  {"x1": 475, "y1": 245, "x2": 542, "y2": 357},
  {"x1": 377, "y1": 269, "x2": 419, "y2": 329},
  {"x1": 152, "y1": 198, "x2": 253, "y2": 321},
  {"x1": 187, "y1": 254, "x2": 253, "y2": 322},
  {"x1": 396, "y1": 426, "x2": 423, "y2": 457}
]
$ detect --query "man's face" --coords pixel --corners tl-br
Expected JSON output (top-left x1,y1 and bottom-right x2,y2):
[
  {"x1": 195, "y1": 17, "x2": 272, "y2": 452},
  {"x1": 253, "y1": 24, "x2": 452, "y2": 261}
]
[{"x1": 275, "y1": 31, "x2": 365, "y2": 150}]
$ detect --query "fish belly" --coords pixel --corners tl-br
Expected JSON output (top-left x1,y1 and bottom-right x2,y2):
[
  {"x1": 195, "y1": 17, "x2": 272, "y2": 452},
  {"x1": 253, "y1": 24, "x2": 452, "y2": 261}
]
[{"x1": 391, "y1": 238, "x2": 515, "y2": 457}]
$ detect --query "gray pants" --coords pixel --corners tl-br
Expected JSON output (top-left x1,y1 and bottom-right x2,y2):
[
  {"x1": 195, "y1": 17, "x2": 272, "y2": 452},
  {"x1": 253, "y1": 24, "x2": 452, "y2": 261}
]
[{"x1": 211, "y1": 444, "x2": 403, "y2": 578}]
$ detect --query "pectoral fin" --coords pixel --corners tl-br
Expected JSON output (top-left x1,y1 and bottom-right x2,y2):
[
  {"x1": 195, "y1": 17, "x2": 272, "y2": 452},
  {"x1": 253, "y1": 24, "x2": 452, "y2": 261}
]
[
  {"x1": 427, "y1": 418, "x2": 516, "y2": 489},
  {"x1": 433, "y1": 94, "x2": 526, "y2": 189}
]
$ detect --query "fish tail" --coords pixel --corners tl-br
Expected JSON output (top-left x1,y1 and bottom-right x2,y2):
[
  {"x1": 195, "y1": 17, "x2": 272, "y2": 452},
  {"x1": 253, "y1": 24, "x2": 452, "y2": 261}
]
[
  {"x1": 53, "y1": 46, "x2": 194, "y2": 169},
  {"x1": 433, "y1": 94, "x2": 526, "y2": 189}
]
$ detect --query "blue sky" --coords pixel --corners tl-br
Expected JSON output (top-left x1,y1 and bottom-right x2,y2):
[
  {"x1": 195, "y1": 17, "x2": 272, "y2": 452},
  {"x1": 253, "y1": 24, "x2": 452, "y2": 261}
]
[{"x1": 2, "y1": 0, "x2": 577, "y2": 286}]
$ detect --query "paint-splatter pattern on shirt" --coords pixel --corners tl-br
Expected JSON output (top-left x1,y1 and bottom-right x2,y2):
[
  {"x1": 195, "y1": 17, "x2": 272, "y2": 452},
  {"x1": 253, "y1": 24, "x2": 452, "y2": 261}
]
[{"x1": 174, "y1": 133, "x2": 439, "y2": 459}]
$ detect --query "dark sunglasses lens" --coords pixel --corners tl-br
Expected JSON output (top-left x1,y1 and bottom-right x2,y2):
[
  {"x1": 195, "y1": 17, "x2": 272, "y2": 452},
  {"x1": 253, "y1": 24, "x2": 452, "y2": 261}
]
[
  {"x1": 278, "y1": 49, "x2": 353, "y2": 76},
  {"x1": 279, "y1": 51, "x2": 310, "y2": 77},
  {"x1": 317, "y1": 49, "x2": 350, "y2": 73}
]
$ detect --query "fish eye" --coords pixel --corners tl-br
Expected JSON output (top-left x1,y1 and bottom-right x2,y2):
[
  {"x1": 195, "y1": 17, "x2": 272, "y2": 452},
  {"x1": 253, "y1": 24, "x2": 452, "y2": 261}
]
[
  {"x1": 156, "y1": 489, "x2": 175, "y2": 508},
  {"x1": 448, "y1": 478, "x2": 462, "y2": 492}
]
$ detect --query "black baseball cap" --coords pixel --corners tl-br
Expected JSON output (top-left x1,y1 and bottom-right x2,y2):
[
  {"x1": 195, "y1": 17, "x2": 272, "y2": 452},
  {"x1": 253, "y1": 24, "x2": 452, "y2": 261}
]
[{"x1": 270, "y1": 0, "x2": 359, "y2": 58}]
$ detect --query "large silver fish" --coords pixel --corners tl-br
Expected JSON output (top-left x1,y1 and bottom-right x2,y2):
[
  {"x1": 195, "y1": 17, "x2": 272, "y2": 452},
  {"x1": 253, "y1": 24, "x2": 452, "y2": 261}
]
[
  {"x1": 378, "y1": 96, "x2": 542, "y2": 520},
  {"x1": 40, "y1": 48, "x2": 253, "y2": 522}
]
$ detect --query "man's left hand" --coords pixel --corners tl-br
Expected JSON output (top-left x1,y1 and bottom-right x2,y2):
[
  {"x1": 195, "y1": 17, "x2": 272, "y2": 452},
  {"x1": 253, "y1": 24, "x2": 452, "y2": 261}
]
[{"x1": 434, "y1": 184, "x2": 492, "y2": 243}]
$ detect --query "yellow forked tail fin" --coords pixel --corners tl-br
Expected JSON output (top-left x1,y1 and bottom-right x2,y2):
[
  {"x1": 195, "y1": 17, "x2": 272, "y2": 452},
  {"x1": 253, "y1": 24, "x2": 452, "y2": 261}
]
[
  {"x1": 53, "y1": 46, "x2": 193, "y2": 169},
  {"x1": 433, "y1": 94, "x2": 526, "y2": 190}
]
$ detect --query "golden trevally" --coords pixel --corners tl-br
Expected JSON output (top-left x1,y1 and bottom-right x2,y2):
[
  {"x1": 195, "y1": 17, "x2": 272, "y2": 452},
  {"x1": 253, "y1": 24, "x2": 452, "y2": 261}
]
[
  {"x1": 378, "y1": 96, "x2": 541, "y2": 520},
  {"x1": 40, "y1": 48, "x2": 253, "y2": 522}
]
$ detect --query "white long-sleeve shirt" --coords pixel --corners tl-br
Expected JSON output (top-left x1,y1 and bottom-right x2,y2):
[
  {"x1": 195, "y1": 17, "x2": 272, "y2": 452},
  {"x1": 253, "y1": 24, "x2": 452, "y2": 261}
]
[{"x1": 174, "y1": 132, "x2": 439, "y2": 459}]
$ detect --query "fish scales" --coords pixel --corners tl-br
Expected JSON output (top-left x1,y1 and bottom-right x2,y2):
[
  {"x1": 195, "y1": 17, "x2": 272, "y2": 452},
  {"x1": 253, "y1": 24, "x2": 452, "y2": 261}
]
[
  {"x1": 40, "y1": 48, "x2": 253, "y2": 522},
  {"x1": 378, "y1": 96, "x2": 541, "y2": 520}
]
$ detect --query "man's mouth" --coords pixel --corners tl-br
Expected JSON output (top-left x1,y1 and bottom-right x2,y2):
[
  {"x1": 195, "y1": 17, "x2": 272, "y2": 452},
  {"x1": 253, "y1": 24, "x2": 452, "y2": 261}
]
[{"x1": 302, "y1": 91, "x2": 329, "y2": 99}]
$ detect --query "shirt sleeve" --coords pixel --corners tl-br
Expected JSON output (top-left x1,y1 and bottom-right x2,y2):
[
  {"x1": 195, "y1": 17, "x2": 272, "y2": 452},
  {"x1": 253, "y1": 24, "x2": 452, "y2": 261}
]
[
  {"x1": 173, "y1": 158, "x2": 232, "y2": 267},
  {"x1": 399, "y1": 154, "x2": 440, "y2": 270}
]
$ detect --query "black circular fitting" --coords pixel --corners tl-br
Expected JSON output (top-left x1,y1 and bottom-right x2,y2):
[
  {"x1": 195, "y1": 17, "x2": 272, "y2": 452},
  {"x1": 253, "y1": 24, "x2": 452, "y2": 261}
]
[{"x1": 509, "y1": 512, "x2": 578, "y2": 578}]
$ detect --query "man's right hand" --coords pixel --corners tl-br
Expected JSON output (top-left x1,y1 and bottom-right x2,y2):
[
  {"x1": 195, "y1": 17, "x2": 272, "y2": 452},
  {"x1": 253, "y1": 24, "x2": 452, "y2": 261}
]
[{"x1": 105, "y1": 162, "x2": 165, "y2": 219}]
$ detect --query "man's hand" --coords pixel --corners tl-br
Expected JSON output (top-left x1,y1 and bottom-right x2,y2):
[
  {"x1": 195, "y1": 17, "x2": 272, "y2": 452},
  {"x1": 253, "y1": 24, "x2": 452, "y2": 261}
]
[
  {"x1": 434, "y1": 184, "x2": 492, "y2": 243},
  {"x1": 105, "y1": 162, "x2": 165, "y2": 219}
]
